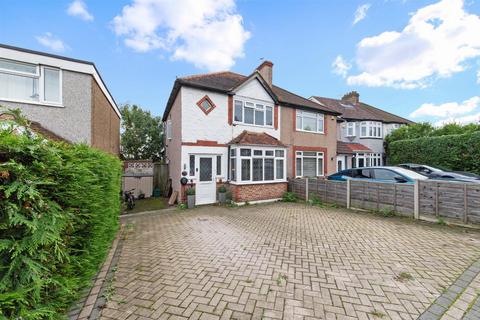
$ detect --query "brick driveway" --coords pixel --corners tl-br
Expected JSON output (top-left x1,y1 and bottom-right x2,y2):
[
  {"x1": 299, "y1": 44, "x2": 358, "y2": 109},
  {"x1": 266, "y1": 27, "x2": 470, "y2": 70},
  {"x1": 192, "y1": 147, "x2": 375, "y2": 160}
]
[{"x1": 100, "y1": 203, "x2": 480, "y2": 320}]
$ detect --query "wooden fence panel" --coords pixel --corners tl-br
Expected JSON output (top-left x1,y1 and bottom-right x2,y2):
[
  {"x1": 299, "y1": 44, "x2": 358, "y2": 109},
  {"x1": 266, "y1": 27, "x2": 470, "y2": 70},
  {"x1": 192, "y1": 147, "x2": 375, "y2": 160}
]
[{"x1": 468, "y1": 184, "x2": 480, "y2": 223}]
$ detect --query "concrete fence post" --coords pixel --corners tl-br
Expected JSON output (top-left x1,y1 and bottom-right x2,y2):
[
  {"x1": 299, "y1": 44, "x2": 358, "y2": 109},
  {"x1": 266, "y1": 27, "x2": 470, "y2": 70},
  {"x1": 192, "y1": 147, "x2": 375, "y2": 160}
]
[
  {"x1": 346, "y1": 179, "x2": 351, "y2": 209},
  {"x1": 464, "y1": 183, "x2": 468, "y2": 224},
  {"x1": 305, "y1": 178, "x2": 309, "y2": 202},
  {"x1": 414, "y1": 180, "x2": 420, "y2": 220}
]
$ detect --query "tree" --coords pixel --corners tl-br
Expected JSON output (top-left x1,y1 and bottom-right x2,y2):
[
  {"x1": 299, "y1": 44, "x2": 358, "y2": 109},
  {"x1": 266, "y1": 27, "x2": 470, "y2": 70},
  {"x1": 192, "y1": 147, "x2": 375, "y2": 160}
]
[
  {"x1": 385, "y1": 122, "x2": 434, "y2": 144},
  {"x1": 120, "y1": 104, "x2": 164, "y2": 161}
]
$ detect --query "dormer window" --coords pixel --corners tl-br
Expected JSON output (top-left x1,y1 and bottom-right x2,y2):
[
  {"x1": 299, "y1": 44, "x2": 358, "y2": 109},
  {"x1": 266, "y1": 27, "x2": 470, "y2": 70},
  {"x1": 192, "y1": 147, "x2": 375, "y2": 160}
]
[{"x1": 196, "y1": 95, "x2": 216, "y2": 115}]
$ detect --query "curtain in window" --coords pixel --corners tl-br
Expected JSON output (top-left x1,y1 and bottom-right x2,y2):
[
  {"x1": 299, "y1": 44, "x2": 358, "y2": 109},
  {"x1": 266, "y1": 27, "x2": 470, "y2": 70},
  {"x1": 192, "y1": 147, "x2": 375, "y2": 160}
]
[
  {"x1": 303, "y1": 158, "x2": 317, "y2": 177},
  {"x1": 0, "y1": 73, "x2": 38, "y2": 101}
]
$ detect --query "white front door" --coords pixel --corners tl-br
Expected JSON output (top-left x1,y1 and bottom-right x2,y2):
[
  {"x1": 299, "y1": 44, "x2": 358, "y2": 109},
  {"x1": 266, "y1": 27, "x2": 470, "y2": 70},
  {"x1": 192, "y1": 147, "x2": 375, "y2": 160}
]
[{"x1": 195, "y1": 156, "x2": 216, "y2": 205}]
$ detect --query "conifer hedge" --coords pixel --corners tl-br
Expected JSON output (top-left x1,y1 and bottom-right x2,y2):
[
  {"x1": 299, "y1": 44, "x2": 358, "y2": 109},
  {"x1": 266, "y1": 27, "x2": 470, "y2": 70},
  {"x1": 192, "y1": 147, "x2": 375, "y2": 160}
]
[
  {"x1": 388, "y1": 131, "x2": 480, "y2": 174},
  {"x1": 0, "y1": 125, "x2": 121, "y2": 319}
]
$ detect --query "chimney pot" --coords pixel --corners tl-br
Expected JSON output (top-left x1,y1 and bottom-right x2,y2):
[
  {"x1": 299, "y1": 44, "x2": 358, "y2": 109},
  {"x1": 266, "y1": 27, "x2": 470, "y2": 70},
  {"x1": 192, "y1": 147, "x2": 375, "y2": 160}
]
[
  {"x1": 256, "y1": 60, "x2": 273, "y2": 87},
  {"x1": 341, "y1": 91, "x2": 360, "y2": 104}
]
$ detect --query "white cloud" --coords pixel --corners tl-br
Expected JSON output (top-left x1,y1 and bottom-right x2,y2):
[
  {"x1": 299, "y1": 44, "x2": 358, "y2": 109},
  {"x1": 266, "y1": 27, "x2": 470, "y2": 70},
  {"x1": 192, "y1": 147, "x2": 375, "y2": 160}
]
[
  {"x1": 410, "y1": 96, "x2": 480, "y2": 118},
  {"x1": 35, "y1": 33, "x2": 68, "y2": 52},
  {"x1": 67, "y1": 0, "x2": 94, "y2": 21},
  {"x1": 434, "y1": 112, "x2": 480, "y2": 126},
  {"x1": 112, "y1": 0, "x2": 250, "y2": 71},
  {"x1": 353, "y1": 4, "x2": 371, "y2": 25},
  {"x1": 345, "y1": 0, "x2": 480, "y2": 88},
  {"x1": 332, "y1": 55, "x2": 351, "y2": 77}
]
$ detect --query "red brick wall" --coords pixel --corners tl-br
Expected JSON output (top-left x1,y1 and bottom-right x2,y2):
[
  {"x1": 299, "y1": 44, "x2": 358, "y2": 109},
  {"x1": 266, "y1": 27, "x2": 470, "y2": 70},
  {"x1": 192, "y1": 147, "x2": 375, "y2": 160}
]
[{"x1": 230, "y1": 183, "x2": 287, "y2": 202}]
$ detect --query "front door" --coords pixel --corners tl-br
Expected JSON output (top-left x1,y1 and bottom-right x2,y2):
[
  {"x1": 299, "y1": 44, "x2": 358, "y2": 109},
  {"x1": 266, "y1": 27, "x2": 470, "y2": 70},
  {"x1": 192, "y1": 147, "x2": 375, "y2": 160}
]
[
  {"x1": 195, "y1": 156, "x2": 216, "y2": 205},
  {"x1": 336, "y1": 156, "x2": 345, "y2": 172}
]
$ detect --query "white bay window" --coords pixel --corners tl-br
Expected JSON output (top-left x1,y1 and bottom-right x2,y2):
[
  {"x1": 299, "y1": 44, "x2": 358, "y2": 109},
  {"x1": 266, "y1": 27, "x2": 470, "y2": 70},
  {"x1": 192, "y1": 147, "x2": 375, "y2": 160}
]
[
  {"x1": 360, "y1": 121, "x2": 382, "y2": 138},
  {"x1": 230, "y1": 147, "x2": 286, "y2": 183},
  {"x1": 0, "y1": 58, "x2": 62, "y2": 105}
]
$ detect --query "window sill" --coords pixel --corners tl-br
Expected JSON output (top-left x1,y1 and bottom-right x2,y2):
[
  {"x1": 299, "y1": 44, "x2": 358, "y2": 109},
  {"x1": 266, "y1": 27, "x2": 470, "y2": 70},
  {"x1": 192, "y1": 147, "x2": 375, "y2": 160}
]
[
  {"x1": 229, "y1": 179, "x2": 287, "y2": 185},
  {"x1": 295, "y1": 129, "x2": 325, "y2": 135},
  {"x1": 0, "y1": 97, "x2": 64, "y2": 108},
  {"x1": 233, "y1": 122, "x2": 275, "y2": 130},
  {"x1": 295, "y1": 176, "x2": 325, "y2": 179},
  {"x1": 359, "y1": 136, "x2": 383, "y2": 139}
]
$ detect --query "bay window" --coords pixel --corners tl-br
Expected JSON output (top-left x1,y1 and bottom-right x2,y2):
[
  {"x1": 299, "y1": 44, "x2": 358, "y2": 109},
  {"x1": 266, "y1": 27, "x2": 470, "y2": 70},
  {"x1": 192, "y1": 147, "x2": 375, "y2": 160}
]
[
  {"x1": 234, "y1": 99, "x2": 273, "y2": 127},
  {"x1": 230, "y1": 147, "x2": 286, "y2": 183},
  {"x1": 0, "y1": 58, "x2": 62, "y2": 105},
  {"x1": 360, "y1": 121, "x2": 382, "y2": 138},
  {"x1": 296, "y1": 110, "x2": 324, "y2": 133},
  {"x1": 296, "y1": 151, "x2": 324, "y2": 178}
]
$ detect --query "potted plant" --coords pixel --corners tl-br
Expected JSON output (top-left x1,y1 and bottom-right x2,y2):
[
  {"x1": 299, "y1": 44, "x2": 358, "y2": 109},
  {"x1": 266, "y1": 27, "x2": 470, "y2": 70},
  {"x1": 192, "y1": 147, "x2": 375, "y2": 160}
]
[
  {"x1": 186, "y1": 187, "x2": 195, "y2": 209},
  {"x1": 218, "y1": 185, "x2": 227, "y2": 204}
]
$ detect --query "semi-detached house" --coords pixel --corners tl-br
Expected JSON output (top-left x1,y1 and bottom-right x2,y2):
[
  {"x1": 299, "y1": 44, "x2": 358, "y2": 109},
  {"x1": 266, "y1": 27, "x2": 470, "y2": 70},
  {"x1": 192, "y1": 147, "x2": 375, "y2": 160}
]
[{"x1": 163, "y1": 61, "x2": 340, "y2": 205}]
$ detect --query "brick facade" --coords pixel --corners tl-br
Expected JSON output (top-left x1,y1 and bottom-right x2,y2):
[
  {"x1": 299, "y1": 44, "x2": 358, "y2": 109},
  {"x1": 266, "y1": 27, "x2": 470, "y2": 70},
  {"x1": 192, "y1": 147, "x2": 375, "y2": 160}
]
[{"x1": 230, "y1": 182, "x2": 287, "y2": 203}]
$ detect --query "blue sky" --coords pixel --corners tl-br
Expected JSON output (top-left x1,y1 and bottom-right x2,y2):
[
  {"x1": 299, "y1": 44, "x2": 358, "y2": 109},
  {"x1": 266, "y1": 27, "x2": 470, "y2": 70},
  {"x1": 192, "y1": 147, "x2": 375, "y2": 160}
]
[{"x1": 1, "y1": 0, "x2": 480, "y2": 125}]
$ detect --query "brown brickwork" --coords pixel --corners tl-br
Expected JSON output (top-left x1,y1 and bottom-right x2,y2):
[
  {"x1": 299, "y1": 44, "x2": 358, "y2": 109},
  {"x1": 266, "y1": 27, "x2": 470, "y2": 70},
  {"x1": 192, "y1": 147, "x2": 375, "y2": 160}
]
[
  {"x1": 230, "y1": 182, "x2": 287, "y2": 202},
  {"x1": 91, "y1": 79, "x2": 120, "y2": 155}
]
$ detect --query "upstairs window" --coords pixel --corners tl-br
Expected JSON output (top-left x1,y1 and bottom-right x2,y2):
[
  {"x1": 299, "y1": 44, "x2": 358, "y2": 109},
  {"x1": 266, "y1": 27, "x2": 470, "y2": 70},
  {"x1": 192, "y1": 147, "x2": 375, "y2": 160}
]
[
  {"x1": 0, "y1": 58, "x2": 61, "y2": 105},
  {"x1": 345, "y1": 122, "x2": 356, "y2": 137},
  {"x1": 234, "y1": 99, "x2": 273, "y2": 127},
  {"x1": 296, "y1": 110, "x2": 324, "y2": 134},
  {"x1": 360, "y1": 121, "x2": 382, "y2": 138}
]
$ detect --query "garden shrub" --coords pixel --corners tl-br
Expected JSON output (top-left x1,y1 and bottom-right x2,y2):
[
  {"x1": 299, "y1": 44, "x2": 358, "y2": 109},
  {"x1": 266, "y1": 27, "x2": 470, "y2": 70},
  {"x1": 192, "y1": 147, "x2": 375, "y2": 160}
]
[
  {"x1": 282, "y1": 192, "x2": 297, "y2": 202},
  {"x1": 0, "y1": 119, "x2": 121, "y2": 319},
  {"x1": 388, "y1": 131, "x2": 480, "y2": 174}
]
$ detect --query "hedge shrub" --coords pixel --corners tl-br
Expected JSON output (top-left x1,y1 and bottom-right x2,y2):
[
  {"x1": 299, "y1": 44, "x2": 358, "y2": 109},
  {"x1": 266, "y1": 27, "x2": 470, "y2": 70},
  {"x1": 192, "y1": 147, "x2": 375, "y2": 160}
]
[
  {"x1": 0, "y1": 124, "x2": 121, "y2": 319},
  {"x1": 388, "y1": 131, "x2": 480, "y2": 174}
]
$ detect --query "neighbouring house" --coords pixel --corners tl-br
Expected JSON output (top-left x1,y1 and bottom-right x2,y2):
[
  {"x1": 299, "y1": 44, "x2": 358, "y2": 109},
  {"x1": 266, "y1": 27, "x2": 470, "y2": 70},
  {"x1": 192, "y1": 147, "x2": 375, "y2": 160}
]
[
  {"x1": 0, "y1": 44, "x2": 120, "y2": 154},
  {"x1": 163, "y1": 61, "x2": 340, "y2": 205},
  {"x1": 310, "y1": 92, "x2": 412, "y2": 171}
]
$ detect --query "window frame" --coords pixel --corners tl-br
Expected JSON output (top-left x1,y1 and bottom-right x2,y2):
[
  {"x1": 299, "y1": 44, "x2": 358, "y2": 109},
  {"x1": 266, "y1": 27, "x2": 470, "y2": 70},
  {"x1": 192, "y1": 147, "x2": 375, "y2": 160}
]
[
  {"x1": 233, "y1": 98, "x2": 274, "y2": 128},
  {"x1": 229, "y1": 146, "x2": 286, "y2": 184},
  {"x1": 359, "y1": 121, "x2": 383, "y2": 138},
  {"x1": 295, "y1": 110, "x2": 325, "y2": 134},
  {"x1": 346, "y1": 122, "x2": 356, "y2": 137},
  {"x1": 295, "y1": 151, "x2": 325, "y2": 178},
  {"x1": 0, "y1": 58, "x2": 63, "y2": 106}
]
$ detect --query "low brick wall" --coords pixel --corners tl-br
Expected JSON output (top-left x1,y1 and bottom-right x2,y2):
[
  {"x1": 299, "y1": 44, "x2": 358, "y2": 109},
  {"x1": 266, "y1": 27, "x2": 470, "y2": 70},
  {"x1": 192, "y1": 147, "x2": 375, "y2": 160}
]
[{"x1": 230, "y1": 182, "x2": 287, "y2": 202}]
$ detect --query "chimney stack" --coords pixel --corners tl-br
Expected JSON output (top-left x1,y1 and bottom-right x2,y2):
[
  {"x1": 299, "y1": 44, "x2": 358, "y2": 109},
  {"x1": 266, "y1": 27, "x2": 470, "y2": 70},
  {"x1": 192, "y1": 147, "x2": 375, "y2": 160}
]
[
  {"x1": 341, "y1": 91, "x2": 360, "y2": 104},
  {"x1": 256, "y1": 60, "x2": 273, "y2": 87}
]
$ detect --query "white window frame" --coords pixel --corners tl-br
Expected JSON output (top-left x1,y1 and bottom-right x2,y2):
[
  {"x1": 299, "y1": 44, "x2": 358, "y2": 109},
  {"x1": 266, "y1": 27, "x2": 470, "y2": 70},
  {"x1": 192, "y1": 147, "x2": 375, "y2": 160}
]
[
  {"x1": 296, "y1": 110, "x2": 324, "y2": 134},
  {"x1": 233, "y1": 98, "x2": 274, "y2": 128},
  {"x1": 295, "y1": 151, "x2": 324, "y2": 178},
  {"x1": 346, "y1": 122, "x2": 356, "y2": 137},
  {"x1": 0, "y1": 58, "x2": 63, "y2": 106},
  {"x1": 229, "y1": 146, "x2": 286, "y2": 184},
  {"x1": 354, "y1": 152, "x2": 383, "y2": 168},
  {"x1": 359, "y1": 121, "x2": 383, "y2": 138}
]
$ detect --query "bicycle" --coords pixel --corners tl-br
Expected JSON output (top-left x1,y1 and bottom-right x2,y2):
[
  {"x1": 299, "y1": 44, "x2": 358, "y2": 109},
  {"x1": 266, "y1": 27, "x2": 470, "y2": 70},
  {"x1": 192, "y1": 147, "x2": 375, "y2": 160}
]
[{"x1": 124, "y1": 188, "x2": 136, "y2": 210}]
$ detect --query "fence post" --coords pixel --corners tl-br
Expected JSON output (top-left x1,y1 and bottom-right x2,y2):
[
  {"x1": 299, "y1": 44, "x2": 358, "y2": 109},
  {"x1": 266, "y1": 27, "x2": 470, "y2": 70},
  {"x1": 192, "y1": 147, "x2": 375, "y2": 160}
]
[
  {"x1": 464, "y1": 183, "x2": 468, "y2": 224},
  {"x1": 435, "y1": 182, "x2": 439, "y2": 217},
  {"x1": 346, "y1": 179, "x2": 351, "y2": 209},
  {"x1": 393, "y1": 184, "x2": 397, "y2": 212},
  {"x1": 414, "y1": 180, "x2": 420, "y2": 220},
  {"x1": 305, "y1": 178, "x2": 309, "y2": 202}
]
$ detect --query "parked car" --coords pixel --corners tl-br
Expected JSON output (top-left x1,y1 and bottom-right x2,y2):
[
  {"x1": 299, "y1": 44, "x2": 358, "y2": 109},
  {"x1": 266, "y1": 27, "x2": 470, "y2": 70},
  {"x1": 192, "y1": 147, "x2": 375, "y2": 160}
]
[
  {"x1": 328, "y1": 166, "x2": 428, "y2": 183},
  {"x1": 398, "y1": 163, "x2": 480, "y2": 183}
]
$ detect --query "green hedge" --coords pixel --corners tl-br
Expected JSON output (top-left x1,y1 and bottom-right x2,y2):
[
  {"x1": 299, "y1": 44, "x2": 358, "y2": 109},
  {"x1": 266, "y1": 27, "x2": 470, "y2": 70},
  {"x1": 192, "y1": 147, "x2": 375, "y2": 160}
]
[
  {"x1": 388, "y1": 131, "x2": 480, "y2": 174},
  {"x1": 0, "y1": 127, "x2": 121, "y2": 319}
]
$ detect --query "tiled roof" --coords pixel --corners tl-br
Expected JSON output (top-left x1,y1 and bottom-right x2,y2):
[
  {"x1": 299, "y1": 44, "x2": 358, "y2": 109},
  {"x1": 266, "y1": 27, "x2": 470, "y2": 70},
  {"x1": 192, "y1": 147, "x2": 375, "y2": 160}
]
[
  {"x1": 228, "y1": 130, "x2": 285, "y2": 147},
  {"x1": 337, "y1": 141, "x2": 371, "y2": 154},
  {"x1": 163, "y1": 71, "x2": 340, "y2": 121},
  {"x1": 30, "y1": 121, "x2": 70, "y2": 142},
  {"x1": 312, "y1": 96, "x2": 412, "y2": 124}
]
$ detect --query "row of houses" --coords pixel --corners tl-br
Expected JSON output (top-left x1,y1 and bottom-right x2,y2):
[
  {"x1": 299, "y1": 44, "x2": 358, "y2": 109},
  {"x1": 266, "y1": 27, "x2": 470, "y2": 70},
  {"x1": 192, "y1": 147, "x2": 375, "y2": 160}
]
[
  {"x1": 162, "y1": 61, "x2": 411, "y2": 205},
  {"x1": 0, "y1": 44, "x2": 411, "y2": 205}
]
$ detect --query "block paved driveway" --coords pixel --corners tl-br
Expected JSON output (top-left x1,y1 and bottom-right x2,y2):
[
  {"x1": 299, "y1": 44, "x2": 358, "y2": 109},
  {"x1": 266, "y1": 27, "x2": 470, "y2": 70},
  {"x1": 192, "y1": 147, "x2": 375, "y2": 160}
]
[{"x1": 101, "y1": 203, "x2": 480, "y2": 320}]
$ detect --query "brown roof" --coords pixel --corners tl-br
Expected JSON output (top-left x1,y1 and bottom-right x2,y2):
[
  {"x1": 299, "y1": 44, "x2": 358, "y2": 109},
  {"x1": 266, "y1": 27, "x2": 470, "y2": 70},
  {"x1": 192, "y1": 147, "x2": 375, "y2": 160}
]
[
  {"x1": 312, "y1": 96, "x2": 412, "y2": 124},
  {"x1": 337, "y1": 141, "x2": 371, "y2": 154},
  {"x1": 30, "y1": 121, "x2": 70, "y2": 142},
  {"x1": 163, "y1": 71, "x2": 340, "y2": 121},
  {"x1": 228, "y1": 130, "x2": 285, "y2": 147}
]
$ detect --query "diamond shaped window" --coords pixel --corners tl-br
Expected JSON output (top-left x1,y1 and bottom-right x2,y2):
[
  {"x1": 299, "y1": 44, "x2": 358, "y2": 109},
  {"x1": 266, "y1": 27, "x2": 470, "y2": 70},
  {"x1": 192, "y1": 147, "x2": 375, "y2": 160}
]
[{"x1": 196, "y1": 95, "x2": 216, "y2": 115}]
